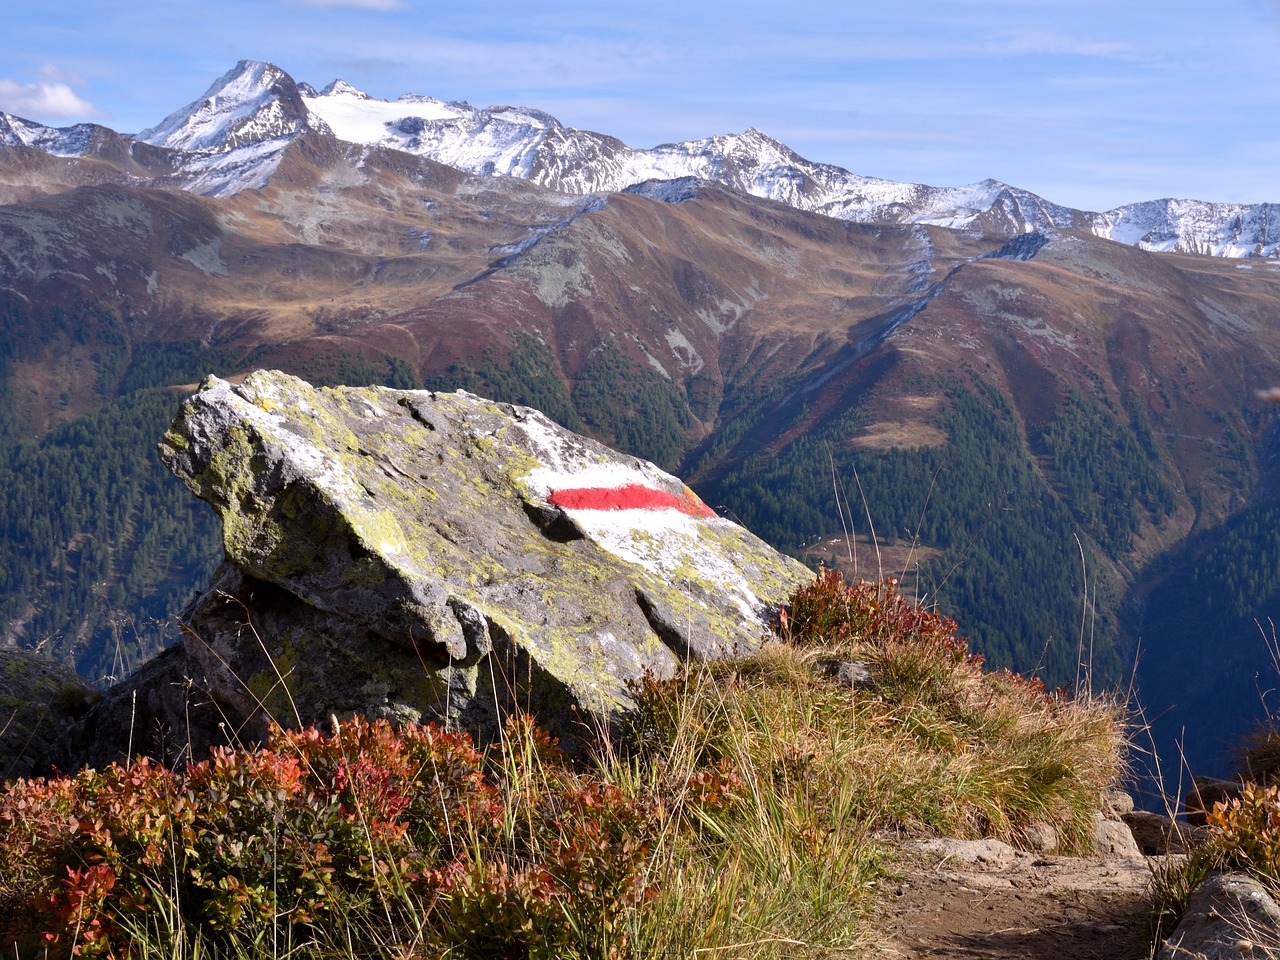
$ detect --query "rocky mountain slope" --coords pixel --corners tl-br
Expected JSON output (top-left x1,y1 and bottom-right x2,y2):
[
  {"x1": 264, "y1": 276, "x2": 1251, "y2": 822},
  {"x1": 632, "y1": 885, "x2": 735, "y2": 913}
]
[{"x1": 3, "y1": 61, "x2": 1280, "y2": 787}]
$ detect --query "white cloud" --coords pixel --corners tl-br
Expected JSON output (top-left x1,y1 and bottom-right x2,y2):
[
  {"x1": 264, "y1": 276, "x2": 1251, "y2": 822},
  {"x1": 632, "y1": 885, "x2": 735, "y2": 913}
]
[
  {"x1": 39, "y1": 64, "x2": 87, "y2": 86},
  {"x1": 288, "y1": 0, "x2": 408, "y2": 9},
  {"x1": 0, "y1": 77, "x2": 95, "y2": 120}
]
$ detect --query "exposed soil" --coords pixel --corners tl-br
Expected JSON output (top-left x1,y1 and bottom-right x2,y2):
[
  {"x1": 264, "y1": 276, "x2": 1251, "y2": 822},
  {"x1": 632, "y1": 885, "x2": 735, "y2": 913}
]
[{"x1": 873, "y1": 845, "x2": 1161, "y2": 960}]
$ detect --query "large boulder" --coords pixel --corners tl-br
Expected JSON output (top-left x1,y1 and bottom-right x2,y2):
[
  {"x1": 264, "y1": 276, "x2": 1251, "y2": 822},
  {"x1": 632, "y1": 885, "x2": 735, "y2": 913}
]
[
  {"x1": 78, "y1": 371, "x2": 809, "y2": 765},
  {"x1": 1158, "y1": 873, "x2": 1280, "y2": 960}
]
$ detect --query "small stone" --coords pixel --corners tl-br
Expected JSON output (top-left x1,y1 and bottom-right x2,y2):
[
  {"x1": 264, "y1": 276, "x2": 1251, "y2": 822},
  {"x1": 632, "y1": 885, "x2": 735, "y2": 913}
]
[
  {"x1": 1122, "y1": 810, "x2": 1204, "y2": 855},
  {"x1": 1092, "y1": 813, "x2": 1143, "y2": 860},
  {"x1": 1102, "y1": 787, "x2": 1135, "y2": 817},
  {"x1": 814, "y1": 658, "x2": 874, "y2": 689},
  {"x1": 1022, "y1": 821, "x2": 1058, "y2": 853},
  {"x1": 1185, "y1": 776, "x2": 1245, "y2": 826}
]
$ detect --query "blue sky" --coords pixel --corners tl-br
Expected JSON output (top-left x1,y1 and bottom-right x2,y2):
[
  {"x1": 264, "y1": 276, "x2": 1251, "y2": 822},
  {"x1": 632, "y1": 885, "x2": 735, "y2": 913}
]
[{"x1": 2, "y1": 0, "x2": 1279, "y2": 211}]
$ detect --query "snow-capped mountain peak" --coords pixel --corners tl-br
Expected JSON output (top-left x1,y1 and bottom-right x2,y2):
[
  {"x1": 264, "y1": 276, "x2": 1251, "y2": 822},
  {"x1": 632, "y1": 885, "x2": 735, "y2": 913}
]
[
  {"x1": 320, "y1": 79, "x2": 371, "y2": 100},
  {"x1": 138, "y1": 59, "x2": 323, "y2": 153},
  {"x1": 301, "y1": 84, "x2": 564, "y2": 179},
  {"x1": 1092, "y1": 199, "x2": 1280, "y2": 258},
  {"x1": 193, "y1": 65, "x2": 1280, "y2": 256},
  {"x1": 0, "y1": 111, "x2": 118, "y2": 160}
]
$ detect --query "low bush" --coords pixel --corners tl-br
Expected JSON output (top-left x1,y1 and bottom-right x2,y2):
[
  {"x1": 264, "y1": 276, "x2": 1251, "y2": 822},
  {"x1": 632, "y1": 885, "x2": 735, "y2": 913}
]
[
  {"x1": 0, "y1": 569, "x2": 1129, "y2": 958},
  {"x1": 614, "y1": 570, "x2": 1125, "y2": 956},
  {"x1": 720, "y1": 570, "x2": 1120, "y2": 848},
  {"x1": 1149, "y1": 730, "x2": 1280, "y2": 940},
  {"x1": 0, "y1": 716, "x2": 666, "y2": 958},
  {"x1": 1205, "y1": 783, "x2": 1280, "y2": 877},
  {"x1": 1148, "y1": 782, "x2": 1280, "y2": 942},
  {"x1": 1235, "y1": 726, "x2": 1280, "y2": 785}
]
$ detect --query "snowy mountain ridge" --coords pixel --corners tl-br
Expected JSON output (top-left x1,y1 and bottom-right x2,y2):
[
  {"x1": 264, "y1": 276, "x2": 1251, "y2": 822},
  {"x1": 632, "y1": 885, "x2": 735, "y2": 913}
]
[
  {"x1": 2, "y1": 59, "x2": 1277, "y2": 258},
  {"x1": 138, "y1": 60, "x2": 327, "y2": 153},
  {"x1": 0, "y1": 112, "x2": 102, "y2": 157}
]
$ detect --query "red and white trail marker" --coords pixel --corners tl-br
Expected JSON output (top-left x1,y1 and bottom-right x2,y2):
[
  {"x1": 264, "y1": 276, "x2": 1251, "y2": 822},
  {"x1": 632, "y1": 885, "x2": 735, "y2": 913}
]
[
  {"x1": 515, "y1": 422, "x2": 760, "y2": 618},
  {"x1": 548, "y1": 482, "x2": 715, "y2": 518}
]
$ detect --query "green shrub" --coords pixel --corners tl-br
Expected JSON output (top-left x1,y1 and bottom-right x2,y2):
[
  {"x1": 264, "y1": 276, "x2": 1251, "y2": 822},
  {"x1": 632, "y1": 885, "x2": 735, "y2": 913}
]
[
  {"x1": 784, "y1": 566, "x2": 965, "y2": 655},
  {"x1": 635, "y1": 568, "x2": 1123, "y2": 850},
  {"x1": 1148, "y1": 781, "x2": 1280, "y2": 943}
]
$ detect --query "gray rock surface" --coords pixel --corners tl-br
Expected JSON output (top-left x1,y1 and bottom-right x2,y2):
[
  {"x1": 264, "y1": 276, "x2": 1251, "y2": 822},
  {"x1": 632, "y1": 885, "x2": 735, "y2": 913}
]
[
  {"x1": 1013, "y1": 814, "x2": 1141, "y2": 859},
  {"x1": 813, "y1": 658, "x2": 874, "y2": 690},
  {"x1": 1123, "y1": 810, "x2": 1206, "y2": 856},
  {"x1": 911, "y1": 838, "x2": 1019, "y2": 868},
  {"x1": 80, "y1": 371, "x2": 810, "y2": 765},
  {"x1": 73, "y1": 635, "x2": 271, "y2": 771},
  {"x1": 1159, "y1": 873, "x2": 1280, "y2": 959},
  {"x1": 1102, "y1": 787, "x2": 1135, "y2": 818},
  {"x1": 1022, "y1": 821, "x2": 1059, "y2": 853}
]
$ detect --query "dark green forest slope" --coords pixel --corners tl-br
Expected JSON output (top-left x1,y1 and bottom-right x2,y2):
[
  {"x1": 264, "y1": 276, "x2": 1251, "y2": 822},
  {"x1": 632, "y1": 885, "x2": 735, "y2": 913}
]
[
  {"x1": 0, "y1": 310, "x2": 228, "y2": 679},
  {"x1": 1135, "y1": 500, "x2": 1280, "y2": 780},
  {"x1": 701, "y1": 380, "x2": 1176, "y2": 690}
]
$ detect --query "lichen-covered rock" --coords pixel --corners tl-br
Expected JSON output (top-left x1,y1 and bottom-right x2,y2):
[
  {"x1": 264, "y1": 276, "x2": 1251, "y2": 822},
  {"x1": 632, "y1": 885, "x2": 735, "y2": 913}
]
[
  {"x1": 87, "y1": 371, "x2": 810, "y2": 763},
  {"x1": 0, "y1": 649, "x2": 98, "y2": 780}
]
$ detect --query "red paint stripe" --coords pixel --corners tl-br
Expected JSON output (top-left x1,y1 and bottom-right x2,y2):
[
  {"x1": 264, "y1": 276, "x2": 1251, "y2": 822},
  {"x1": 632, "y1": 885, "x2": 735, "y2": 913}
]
[{"x1": 550, "y1": 484, "x2": 715, "y2": 517}]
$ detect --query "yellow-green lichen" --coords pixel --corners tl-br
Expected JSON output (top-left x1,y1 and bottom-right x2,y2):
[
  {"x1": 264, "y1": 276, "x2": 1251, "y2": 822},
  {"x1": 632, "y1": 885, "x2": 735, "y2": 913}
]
[{"x1": 160, "y1": 429, "x2": 189, "y2": 452}]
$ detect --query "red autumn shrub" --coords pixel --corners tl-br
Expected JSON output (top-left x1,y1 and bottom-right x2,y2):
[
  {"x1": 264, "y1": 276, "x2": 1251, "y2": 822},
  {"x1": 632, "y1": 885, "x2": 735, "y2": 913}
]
[
  {"x1": 275, "y1": 717, "x2": 503, "y2": 858},
  {"x1": 0, "y1": 715, "x2": 670, "y2": 959},
  {"x1": 0, "y1": 758, "x2": 192, "y2": 954},
  {"x1": 784, "y1": 566, "x2": 967, "y2": 658}
]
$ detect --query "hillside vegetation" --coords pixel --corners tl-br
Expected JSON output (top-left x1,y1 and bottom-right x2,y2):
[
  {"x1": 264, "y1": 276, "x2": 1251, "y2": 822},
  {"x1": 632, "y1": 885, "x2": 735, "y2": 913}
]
[
  {"x1": 1137, "y1": 499, "x2": 1280, "y2": 781},
  {"x1": 701, "y1": 379, "x2": 1180, "y2": 689},
  {"x1": 0, "y1": 571, "x2": 1125, "y2": 959},
  {"x1": 0, "y1": 304, "x2": 226, "y2": 679}
]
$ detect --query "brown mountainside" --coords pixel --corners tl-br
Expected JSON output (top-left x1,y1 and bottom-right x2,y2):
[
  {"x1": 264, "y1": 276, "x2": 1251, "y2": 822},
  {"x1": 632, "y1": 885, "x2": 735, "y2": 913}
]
[{"x1": 2, "y1": 130, "x2": 1279, "y2": 785}]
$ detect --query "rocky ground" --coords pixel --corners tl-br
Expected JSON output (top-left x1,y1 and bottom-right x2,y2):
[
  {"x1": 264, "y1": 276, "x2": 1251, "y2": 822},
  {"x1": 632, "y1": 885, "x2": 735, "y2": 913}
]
[{"x1": 873, "y1": 839, "x2": 1163, "y2": 960}]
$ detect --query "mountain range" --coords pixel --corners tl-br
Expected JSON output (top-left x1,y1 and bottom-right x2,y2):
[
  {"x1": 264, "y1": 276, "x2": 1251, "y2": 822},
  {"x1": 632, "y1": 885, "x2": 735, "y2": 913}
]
[
  {"x1": 3, "y1": 59, "x2": 1280, "y2": 794},
  {"x1": 4, "y1": 59, "x2": 1278, "y2": 258}
]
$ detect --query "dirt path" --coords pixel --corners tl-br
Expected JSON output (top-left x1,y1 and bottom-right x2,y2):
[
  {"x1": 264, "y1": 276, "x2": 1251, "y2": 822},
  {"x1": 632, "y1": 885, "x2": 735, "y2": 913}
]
[{"x1": 872, "y1": 841, "x2": 1161, "y2": 960}]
